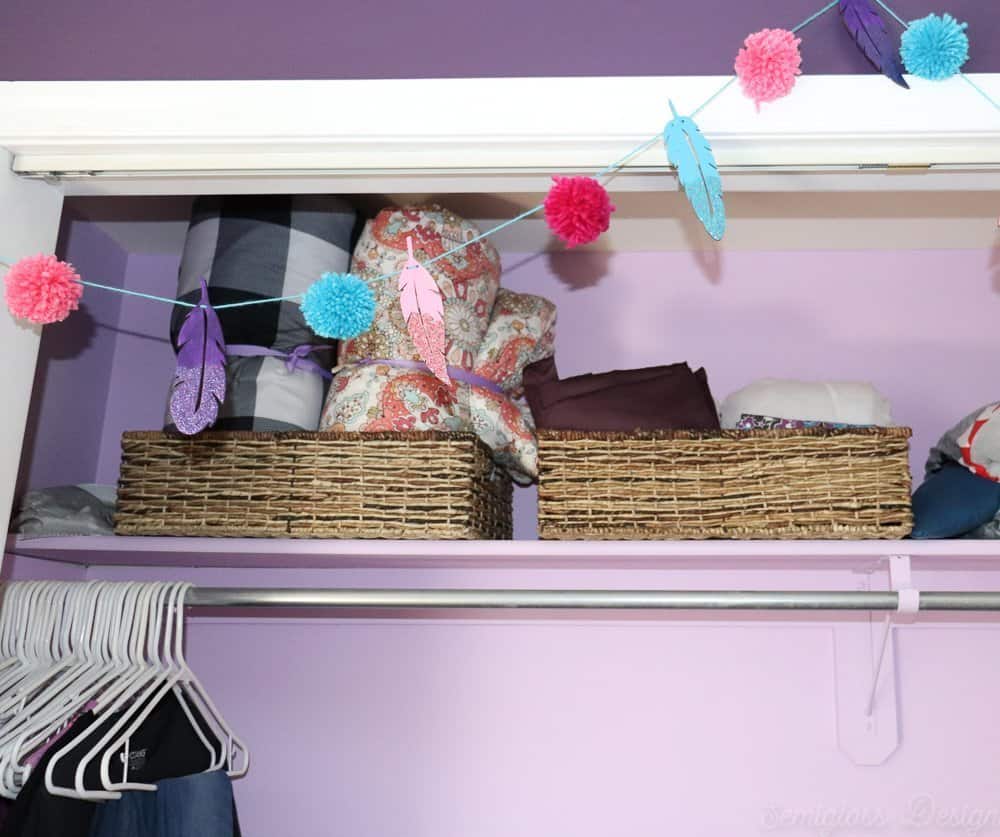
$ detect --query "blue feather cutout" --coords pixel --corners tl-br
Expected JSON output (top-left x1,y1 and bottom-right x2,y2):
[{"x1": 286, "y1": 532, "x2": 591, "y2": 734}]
[{"x1": 663, "y1": 101, "x2": 726, "y2": 241}]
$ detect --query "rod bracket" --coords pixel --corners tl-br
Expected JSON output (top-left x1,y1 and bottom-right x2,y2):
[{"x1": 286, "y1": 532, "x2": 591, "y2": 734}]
[{"x1": 833, "y1": 554, "x2": 912, "y2": 765}]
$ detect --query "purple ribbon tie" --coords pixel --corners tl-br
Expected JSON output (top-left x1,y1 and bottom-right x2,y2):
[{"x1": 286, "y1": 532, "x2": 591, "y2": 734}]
[
  {"x1": 226, "y1": 344, "x2": 334, "y2": 380},
  {"x1": 356, "y1": 358, "x2": 506, "y2": 395}
]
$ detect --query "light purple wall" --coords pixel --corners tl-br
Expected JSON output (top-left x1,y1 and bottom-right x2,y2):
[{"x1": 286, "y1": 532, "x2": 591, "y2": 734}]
[
  {"x1": 0, "y1": 553, "x2": 87, "y2": 581},
  {"x1": 16, "y1": 216, "x2": 126, "y2": 494},
  {"x1": 0, "y1": 0, "x2": 996, "y2": 81},
  {"x1": 502, "y1": 246, "x2": 1000, "y2": 482},
  {"x1": 96, "y1": 252, "x2": 180, "y2": 484}
]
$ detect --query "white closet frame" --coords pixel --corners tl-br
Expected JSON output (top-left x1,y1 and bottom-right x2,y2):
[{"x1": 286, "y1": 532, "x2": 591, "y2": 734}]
[{"x1": 1, "y1": 73, "x2": 999, "y2": 545}]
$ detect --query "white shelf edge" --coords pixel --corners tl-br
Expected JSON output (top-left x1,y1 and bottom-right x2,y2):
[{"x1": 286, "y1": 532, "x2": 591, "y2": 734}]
[{"x1": 7, "y1": 534, "x2": 1000, "y2": 561}]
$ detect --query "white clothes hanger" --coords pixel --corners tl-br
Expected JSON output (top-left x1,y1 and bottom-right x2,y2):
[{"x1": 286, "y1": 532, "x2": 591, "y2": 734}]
[
  {"x1": 99, "y1": 583, "x2": 249, "y2": 793},
  {"x1": 0, "y1": 582, "x2": 111, "y2": 752},
  {"x1": 0, "y1": 582, "x2": 105, "y2": 797},
  {"x1": 0, "y1": 582, "x2": 81, "y2": 798},
  {"x1": 0, "y1": 581, "x2": 43, "y2": 701},
  {"x1": 43, "y1": 581, "x2": 174, "y2": 800},
  {"x1": 0, "y1": 582, "x2": 133, "y2": 795},
  {"x1": 0, "y1": 579, "x2": 252, "y2": 802},
  {"x1": 56, "y1": 582, "x2": 192, "y2": 800},
  {"x1": 45, "y1": 582, "x2": 215, "y2": 800}
]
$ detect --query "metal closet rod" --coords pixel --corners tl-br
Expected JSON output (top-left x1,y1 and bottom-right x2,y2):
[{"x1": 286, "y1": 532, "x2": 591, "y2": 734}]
[{"x1": 185, "y1": 588, "x2": 1000, "y2": 611}]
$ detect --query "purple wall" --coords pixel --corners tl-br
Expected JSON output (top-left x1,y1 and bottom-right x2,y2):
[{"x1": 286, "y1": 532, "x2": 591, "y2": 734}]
[
  {"x1": 96, "y1": 252, "x2": 180, "y2": 484},
  {"x1": 0, "y1": 0, "x2": 996, "y2": 81},
  {"x1": 17, "y1": 215, "x2": 126, "y2": 495},
  {"x1": 502, "y1": 246, "x2": 1000, "y2": 483}
]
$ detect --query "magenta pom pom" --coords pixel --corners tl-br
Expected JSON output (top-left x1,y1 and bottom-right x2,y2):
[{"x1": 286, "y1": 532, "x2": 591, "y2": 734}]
[
  {"x1": 543, "y1": 176, "x2": 616, "y2": 248},
  {"x1": 734, "y1": 28, "x2": 802, "y2": 110},
  {"x1": 4, "y1": 254, "x2": 83, "y2": 325}
]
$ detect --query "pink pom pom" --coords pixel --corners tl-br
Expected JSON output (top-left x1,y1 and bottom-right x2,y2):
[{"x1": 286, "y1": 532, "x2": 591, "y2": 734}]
[
  {"x1": 734, "y1": 28, "x2": 802, "y2": 110},
  {"x1": 4, "y1": 254, "x2": 83, "y2": 325},
  {"x1": 543, "y1": 176, "x2": 616, "y2": 248}
]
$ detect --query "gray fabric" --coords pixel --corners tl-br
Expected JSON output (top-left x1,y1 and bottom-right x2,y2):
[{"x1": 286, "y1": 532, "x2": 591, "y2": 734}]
[
  {"x1": 964, "y1": 518, "x2": 1000, "y2": 539},
  {"x1": 217, "y1": 355, "x2": 328, "y2": 432},
  {"x1": 924, "y1": 406, "x2": 983, "y2": 476},
  {"x1": 12, "y1": 485, "x2": 116, "y2": 538}
]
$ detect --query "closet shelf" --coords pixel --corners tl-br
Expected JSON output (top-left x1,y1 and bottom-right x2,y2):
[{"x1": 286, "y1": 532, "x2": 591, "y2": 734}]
[{"x1": 7, "y1": 535, "x2": 1000, "y2": 572}]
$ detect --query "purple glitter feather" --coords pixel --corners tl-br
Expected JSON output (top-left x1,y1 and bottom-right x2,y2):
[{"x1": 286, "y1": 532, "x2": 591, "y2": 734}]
[
  {"x1": 169, "y1": 278, "x2": 227, "y2": 434},
  {"x1": 839, "y1": 0, "x2": 909, "y2": 88},
  {"x1": 169, "y1": 366, "x2": 226, "y2": 435}
]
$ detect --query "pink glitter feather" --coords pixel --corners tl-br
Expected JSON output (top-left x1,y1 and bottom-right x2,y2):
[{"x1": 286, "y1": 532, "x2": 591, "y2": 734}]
[{"x1": 398, "y1": 237, "x2": 451, "y2": 386}]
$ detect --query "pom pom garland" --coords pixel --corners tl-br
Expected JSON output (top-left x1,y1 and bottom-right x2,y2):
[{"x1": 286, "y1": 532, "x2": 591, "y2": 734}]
[
  {"x1": 543, "y1": 176, "x2": 616, "y2": 248},
  {"x1": 4, "y1": 254, "x2": 83, "y2": 325},
  {"x1": 734, "y1": 28, "x2": 802, "y2": 109},
  {"x1": 900, "y1": 13, "x2": 969, "y2": 80},
  {"x1": 300, "y1": 272, "x2": 376, "y2": 340}
]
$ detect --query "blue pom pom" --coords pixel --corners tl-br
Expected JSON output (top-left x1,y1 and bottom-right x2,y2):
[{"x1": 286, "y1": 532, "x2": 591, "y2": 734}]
[
  {"x1": 900, "y1": 13, "x2": 969, "y2": 81},
  {"x1": 300, "y1": 272, "x2": 375, "y2": 340}
]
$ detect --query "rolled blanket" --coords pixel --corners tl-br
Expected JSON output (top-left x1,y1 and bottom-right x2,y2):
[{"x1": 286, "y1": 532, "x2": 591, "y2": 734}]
[
  {"x1": 720, "y1": 379, "x2": 892, "y2": 429},
  {"x1": 319, "y1": 206, "x2": 556, "y2": 483},
  {"x1": 168, "y1": 195, "x2": 356, "y2": 431}
]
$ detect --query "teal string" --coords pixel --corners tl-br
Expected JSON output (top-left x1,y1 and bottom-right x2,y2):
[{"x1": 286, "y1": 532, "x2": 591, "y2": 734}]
[
  {"x1": 691, "y1": 77, "x2": 738, "y2": 118},
  {"x1": 959, "y1": 74, "x2": 1000, "y2": 112},
  {"x1": 871, "y1": 0, "x2": 907, "y2": 28},
  {"x1": 79, "y1": 279, "x2": 196, "y2": 307},
  {"x1": 791, "y1": 0, "x2": 839, "y2": 32},
  {"x1": 215, "y1": 294, "x2": 300, "y2": 310},
  {"x1": 595, "y1": 135, "x2": 662, "y2": 179},
  {"x1": 424, "y1": 203, "x2": 546, "y2": 268},
  {"x1": 0, "y1": 263, "x2": 198, "y2": 308}
]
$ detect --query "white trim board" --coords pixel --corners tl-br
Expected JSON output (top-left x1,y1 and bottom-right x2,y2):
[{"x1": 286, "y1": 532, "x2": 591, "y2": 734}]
[{"x1": 1, "y1": 75, "x2": 998, "y2": 195}]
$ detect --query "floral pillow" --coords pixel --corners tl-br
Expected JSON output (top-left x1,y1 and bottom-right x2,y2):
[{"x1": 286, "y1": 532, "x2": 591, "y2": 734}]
[
  {"x1": 339, "y1": 205, "x2": 501, "y2": 371},
  {"x1": 319, "y1": 206, "x2": 556, "y2": 482}
]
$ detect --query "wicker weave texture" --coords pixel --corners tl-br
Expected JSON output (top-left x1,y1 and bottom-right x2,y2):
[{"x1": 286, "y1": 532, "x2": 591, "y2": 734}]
[
  {"x1": 116, "y1": 431, "x2": 512, "y2": 539},
  {"x1": 537, "y1": 429, "x2": 913, "y2": 540}
]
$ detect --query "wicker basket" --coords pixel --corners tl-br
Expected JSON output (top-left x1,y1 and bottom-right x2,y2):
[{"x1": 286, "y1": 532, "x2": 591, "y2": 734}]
[
  {"x1": 116, "y1": 431, "x2": 512, "y2": 539},
  {"x1": 537, "y1": 428, "x2": 913, "y2": 540}
]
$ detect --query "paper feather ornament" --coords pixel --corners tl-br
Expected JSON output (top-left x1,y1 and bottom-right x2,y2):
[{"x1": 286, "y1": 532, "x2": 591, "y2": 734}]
[
  {"x1": 838, "y1": 0, "x2": 909, "y2": 88},
  {"x1": 398, "y1": 237, "x2": 451, "y2": 386},
  {"x1": 169, "y1": 278, "x2": 227, "y2": 435},
  {"x1": 663, "y1": 101, "x2": 726, "y2": 241}
]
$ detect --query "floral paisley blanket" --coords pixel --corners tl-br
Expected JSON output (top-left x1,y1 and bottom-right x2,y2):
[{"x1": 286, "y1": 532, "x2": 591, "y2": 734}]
[{"x1": 319, "y1": 206, "x2": 556, "y2": 483}]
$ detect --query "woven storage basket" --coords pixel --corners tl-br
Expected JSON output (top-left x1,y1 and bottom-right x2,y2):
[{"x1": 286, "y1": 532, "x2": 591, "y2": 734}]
[
  {"x1": 537, "y1": 428, "x2": 913, "y2": 540},
  {"x1": 116, "y1": 431, "x2": 512, "y2": 539}
]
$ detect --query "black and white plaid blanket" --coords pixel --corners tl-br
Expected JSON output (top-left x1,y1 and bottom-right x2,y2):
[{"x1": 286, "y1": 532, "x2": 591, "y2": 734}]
[{"x1": 167, "y1": 195, "x2": 357, "y2": 431}]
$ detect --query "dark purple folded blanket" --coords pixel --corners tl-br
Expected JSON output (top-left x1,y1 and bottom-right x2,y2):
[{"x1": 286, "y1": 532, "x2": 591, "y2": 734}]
[{"x1": 523, "y1": 357, "x2": 720, "y2": 432}]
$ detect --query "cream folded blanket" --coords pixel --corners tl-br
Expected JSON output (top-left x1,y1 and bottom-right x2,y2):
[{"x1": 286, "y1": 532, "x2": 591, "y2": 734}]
[{"x1": 720, "y1": 379, "x2": 893, "y2": 429}]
